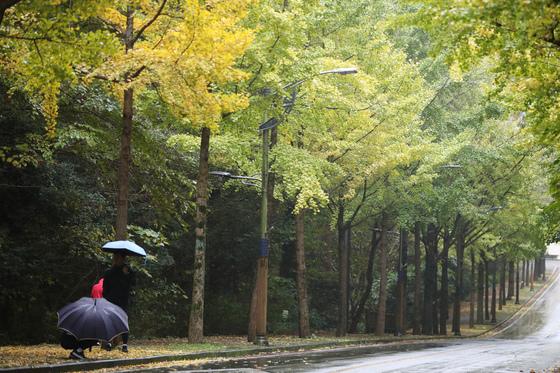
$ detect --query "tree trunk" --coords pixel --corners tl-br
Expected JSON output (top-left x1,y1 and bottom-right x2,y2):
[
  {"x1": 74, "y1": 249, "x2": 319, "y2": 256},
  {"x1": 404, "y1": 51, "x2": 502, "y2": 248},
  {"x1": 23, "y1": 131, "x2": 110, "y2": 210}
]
[
  {"x1": 413, "y1": 222, "x2": 422, "y2": 335},
  {"x1": 521, "y1": 260, "x2": 526, "y2": 288},
  {"x1": 115, "y1": 7, "x2": 136, "y2": 240},
  {"x1": 439, "y1": 228, "x2": 450, "y2": 335},
  {"x1": 476, "y1": 257, "x2": 484, "y2": 323},
  {"x1": 395, "y1": 228, "x2": 408, "y2": 336},
  {"x1": 507, "y1": 261, "x2": 514, "y2": 300},
  {"x1": 337, "y1": 205, "x2": 349, "y2": 337},
  {"x1": 484, "y1": 256, "x2": 490, "y2": 320},
  {"x1": 422, "y1": 223, "x2": 437, "y2": 335},
  {"x1": 452, "y1": 216, "x2": 465, "y2": 336},
  {"x1": 433, "y1": 256, "x2": 439, "y2": 335},
  {"x1": 515, "y1": 261, "x2": 520, "y2": 305},
  {"x1": 498, "y1": 258, "x2": 504, "y2": 310},
  {"x1": 530, "y1": 260, "x2": 534, "y2": 291},
  {"x1": 295, "y1": 210, "x2": 310, "y2": 338},
  {"x1": 376, "y1": 217, "x2": 389, "y2": 336},
  {"x1": 469, "y1": 248, "x2": 475, "y2": 329},
  {"x1": 349, "y1": 226, "x2": 379, "y2": 333},
  {"x1": 188, "y1": 126, "x2": 211, "y2": 343},
  {"x1": 501, "y1": 258, "x2": 507, "y2": 306},
  {"x1": 491, "y1": 256, "x2": 497, "y2": 323},
  {"x1": 116, "y1": 88, "x2": 133, "y2": 240},
  {"x1": 543, "y1": 257, "x2": 546, "y2": 281}
]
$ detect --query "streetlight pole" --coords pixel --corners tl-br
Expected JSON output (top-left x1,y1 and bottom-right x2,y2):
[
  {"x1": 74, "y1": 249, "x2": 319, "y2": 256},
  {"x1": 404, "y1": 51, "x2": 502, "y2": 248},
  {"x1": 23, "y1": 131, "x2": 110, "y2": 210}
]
[
  {"x1": 253, "y1": 67, "x2": 357, "y2": 346},
  {"x1": 255, "y1": 127, "x2": 270, "y2": 346}
]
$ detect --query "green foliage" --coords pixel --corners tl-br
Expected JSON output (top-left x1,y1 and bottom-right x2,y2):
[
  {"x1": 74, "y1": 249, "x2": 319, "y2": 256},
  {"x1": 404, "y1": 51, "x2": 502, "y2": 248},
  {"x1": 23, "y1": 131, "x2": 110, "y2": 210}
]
[
  {"x1": 0, "y1": 0, "x2": 552, "y2": 344},
  {"x1": 130, "y1": 279, "x2": 189, "y2": 338}
]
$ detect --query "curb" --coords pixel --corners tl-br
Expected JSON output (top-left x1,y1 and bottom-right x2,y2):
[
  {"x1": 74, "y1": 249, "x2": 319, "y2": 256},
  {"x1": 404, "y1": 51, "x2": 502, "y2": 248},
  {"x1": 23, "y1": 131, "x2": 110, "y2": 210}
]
[
  {"x1": 0, "y1": 336, "x2": 465, "y2": 373},
  {"x1": 480, "y1": 268, "x2": 559, "y2": 338}
]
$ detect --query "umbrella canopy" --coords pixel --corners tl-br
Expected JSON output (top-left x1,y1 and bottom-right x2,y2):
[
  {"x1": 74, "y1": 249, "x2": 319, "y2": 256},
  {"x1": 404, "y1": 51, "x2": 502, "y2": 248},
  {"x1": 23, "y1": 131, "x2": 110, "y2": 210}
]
[
  {"x1": 102, "y1": 240, "x2": 146, "y2": 257},
  {"x1": 57, "y1": 297, "x2": 128, "y2": 342}
]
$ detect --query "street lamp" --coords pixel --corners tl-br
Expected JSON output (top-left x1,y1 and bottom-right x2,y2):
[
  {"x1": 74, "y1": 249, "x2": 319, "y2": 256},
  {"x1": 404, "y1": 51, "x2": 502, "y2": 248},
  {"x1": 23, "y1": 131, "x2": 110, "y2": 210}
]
[
  {"x1": 440, "y1": 164, "x2": 462, "y2": 169},
  {"x1": 209, "y1": 171, "x2": 261, "y2": 187},
  {"x1": 254, "y1": 67, "x2": 358, "y2": 346}
]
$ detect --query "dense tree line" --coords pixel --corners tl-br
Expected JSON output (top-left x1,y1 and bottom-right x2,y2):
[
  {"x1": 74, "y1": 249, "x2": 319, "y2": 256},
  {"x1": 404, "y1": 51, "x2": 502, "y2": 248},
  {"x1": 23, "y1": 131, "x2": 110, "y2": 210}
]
[{"x1": 0, "y1": 0, "x2": 554, "y2": 344}]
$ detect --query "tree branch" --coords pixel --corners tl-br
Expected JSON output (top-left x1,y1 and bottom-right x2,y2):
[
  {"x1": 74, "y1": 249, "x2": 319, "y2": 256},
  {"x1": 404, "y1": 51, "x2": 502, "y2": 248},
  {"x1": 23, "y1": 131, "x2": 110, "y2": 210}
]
[{"x1": 131, "y1": 0, "x2": 168, "y2": 46}]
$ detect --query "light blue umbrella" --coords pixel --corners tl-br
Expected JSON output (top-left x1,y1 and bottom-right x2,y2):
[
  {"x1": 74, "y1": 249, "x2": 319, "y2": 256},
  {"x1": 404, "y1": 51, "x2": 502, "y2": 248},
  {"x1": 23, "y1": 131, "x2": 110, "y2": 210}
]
[{"x1": 102, "y1": 240, "x2": 147, "y2": 257}]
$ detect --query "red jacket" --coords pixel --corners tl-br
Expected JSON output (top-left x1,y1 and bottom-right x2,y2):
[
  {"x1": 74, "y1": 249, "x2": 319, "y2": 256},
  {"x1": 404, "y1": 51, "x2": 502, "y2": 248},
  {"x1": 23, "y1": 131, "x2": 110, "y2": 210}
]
[{"x1": 90, "y1": 278, "x2": 104, "y2": 298}]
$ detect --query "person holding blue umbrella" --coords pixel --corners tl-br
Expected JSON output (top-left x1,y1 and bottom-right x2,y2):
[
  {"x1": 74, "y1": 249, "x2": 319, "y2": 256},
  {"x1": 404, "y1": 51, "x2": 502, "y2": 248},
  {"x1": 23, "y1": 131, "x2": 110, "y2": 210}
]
[{"x1": 102, "y1": 240, "x2": 146, "y2": 353}]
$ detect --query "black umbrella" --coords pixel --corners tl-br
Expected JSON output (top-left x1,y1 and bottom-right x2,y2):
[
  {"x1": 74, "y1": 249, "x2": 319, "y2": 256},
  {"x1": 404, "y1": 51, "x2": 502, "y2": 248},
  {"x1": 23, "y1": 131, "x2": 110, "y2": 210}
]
[{"x1": 57, "y1": 297, "x2": 129, "y2": 342}]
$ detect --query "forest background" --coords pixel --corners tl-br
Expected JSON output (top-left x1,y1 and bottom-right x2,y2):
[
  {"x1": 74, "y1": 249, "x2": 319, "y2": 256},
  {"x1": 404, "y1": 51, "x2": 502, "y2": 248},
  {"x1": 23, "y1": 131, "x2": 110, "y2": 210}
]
[{"x1": 1, "y1": 0, "x2": 559, "y2": 344}]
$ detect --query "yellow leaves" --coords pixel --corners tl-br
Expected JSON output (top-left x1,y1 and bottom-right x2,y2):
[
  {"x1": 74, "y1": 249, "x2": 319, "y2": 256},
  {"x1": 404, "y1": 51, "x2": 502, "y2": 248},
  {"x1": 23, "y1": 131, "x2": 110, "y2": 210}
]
[
  {"x1": 103, "y1": 7, "x2": 127, "y2": 30},
  {"x1": 108, "y1": 0, "x2": 254, "y2": 128},
  {"x1": 474, "y1": 24, "x2": 494, "y2": 38},
  {"x1": 467, "y1": 36, "x2": 478, "y2": 53},
  {"x1": 449, "y1": 61, "x2": 464, "y2": 82},
  {"x1": 41, "y1": 82, "x2": 60, "y2": 139}
]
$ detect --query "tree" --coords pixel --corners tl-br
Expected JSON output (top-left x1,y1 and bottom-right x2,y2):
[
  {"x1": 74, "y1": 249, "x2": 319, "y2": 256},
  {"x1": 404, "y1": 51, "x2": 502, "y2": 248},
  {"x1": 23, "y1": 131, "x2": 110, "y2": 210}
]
[{"x1": 98, "y1": 0, "x2": 254, "y2": 342}]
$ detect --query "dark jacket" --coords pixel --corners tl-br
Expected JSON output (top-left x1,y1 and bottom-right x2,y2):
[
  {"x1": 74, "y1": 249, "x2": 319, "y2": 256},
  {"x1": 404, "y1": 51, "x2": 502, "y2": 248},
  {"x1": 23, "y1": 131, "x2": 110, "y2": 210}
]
[{"x1": 103, "y1": 264, "x2": 135, "y2": 312}]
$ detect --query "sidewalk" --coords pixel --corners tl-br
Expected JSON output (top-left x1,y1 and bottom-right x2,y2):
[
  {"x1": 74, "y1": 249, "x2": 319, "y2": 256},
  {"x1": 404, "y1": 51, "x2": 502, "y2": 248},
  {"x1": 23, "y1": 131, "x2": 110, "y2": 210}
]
[{"x1": 0, "y1": 275, "x2": 552, "y2": 372}]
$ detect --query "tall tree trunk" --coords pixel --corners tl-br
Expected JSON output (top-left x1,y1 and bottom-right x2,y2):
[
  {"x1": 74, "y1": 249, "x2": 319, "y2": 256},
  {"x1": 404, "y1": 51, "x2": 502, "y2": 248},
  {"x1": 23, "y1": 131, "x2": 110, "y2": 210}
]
[
  {"x1": 483, "y1": 254, "x2": 489, "y2": 320},
  {"x1": 496, "y1": 257, "x2": 506, "y2": 311},
  {"x1": 501, "y1": 258, "x2": 507, "y2": 307},
  {"x1": 395, "y1": 228, "x2": 408, "y2": 336},
  {"x1": 507, "y1": 261, "x2": 514, "y2": 300},
  {"x1": 515, "y1": 261, "x2": 520, "y2": 305},
  {"x1": 337, "y1": 204, "x2": 349, "y2": 336},
  {"x1": 530, "y1": 260, "x2": 534, "y2": 291},
  {"x1": 422, "y1": 223, "x2": 437, "y2": 335},
  {"x1": 522, "y1": 260, "x2": 526, "y2": 288},
  {"x1": 543, "y1": 257, "x2": 546, "y2": 281},
  {"x1": 439, "y1": 228, "x2": 450, "y2": 335},
  {"x1": 376, "y1": 217, "x2": 389, "y2": 336},
  {"x1": 433, "y1": 256, "x2": 439, "y2": 335},
  {"x1": 452, "y1": 215, "x2": 465, "y2": 336},
  {"x1": 469, "y1": 248, "x2": 475, "y2": 329},
  {"x1": 491, "y1": 255, "x2": 497, "y2": 323},
  {"x1": 116, "y1": 7, "x2": 136, "y2": 240},
  {"x1": 349, "y1": 226, "x2": 379, "y2": 333},
  {"x1": 295, "y1": 210, "x2": 310, "y2": 338},
  {"x1": 413, "y1": 222, "x2": 422, "y2": 335},
  {"x1": 188, "y1": 126, "x2": 210, "y2": 343},
  {"x1": 476, "y1": 257, "x2": 484, "y2": 323}
]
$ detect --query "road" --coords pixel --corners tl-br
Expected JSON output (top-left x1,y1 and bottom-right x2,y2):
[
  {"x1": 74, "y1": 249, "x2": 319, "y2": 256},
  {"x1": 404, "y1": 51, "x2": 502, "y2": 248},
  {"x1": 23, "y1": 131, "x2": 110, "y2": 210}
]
[
  {"x1": 264, "y1": 259, "x2": 560, "y2": 372},
  {"x1": 152, "y1": 260, "x2": 560, "y2": 373}
]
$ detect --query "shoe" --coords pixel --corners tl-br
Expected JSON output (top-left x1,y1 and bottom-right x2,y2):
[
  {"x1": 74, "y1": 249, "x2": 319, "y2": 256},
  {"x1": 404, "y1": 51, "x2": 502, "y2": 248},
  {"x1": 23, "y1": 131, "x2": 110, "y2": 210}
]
[
  {"x1": 121, "y1": 344, "x2": 128, "y2": 353},
  {"x1": 69, "y1": 349, "x2": 85, "y2": 360}
]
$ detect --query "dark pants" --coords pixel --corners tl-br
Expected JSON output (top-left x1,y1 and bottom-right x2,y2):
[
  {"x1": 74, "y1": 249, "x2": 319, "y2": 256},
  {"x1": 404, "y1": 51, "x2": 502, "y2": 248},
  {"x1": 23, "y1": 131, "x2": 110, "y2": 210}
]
[{"x1": 60, "y1": 333, "x2": 97, "y2": 350}]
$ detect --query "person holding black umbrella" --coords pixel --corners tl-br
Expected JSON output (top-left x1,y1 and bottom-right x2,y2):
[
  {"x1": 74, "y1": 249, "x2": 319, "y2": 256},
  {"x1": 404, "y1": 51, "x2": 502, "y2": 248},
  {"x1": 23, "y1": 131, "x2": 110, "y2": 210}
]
[{"x1": 57, "y1": 297, "x2": 129, "y2": 360}]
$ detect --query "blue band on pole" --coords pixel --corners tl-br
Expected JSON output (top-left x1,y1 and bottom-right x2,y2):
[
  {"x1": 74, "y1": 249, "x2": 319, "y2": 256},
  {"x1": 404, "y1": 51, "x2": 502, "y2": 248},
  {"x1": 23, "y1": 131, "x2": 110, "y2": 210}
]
[{"x1": 259, "y1": 239, "x2": 269, "y2": 257}]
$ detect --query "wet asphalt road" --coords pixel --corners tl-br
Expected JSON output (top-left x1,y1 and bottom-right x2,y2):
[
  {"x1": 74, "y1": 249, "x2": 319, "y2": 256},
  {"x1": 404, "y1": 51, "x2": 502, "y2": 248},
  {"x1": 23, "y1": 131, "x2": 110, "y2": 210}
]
[
  {"x1": 263, "y1": 259, "x2": 560, "y2": 373},
  {"x1": 157, "y1": 260, "x2": 560, "y2": 373}
]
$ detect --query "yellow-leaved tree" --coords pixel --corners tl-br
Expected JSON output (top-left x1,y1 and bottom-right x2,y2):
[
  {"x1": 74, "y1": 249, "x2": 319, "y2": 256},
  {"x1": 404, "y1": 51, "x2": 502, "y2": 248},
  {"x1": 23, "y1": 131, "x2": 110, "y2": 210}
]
[{"x1": 90, "y1": 0, "x2": 255, "y2": 342}]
